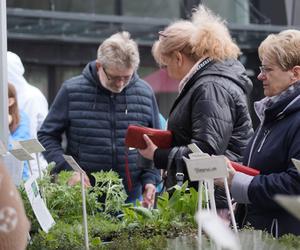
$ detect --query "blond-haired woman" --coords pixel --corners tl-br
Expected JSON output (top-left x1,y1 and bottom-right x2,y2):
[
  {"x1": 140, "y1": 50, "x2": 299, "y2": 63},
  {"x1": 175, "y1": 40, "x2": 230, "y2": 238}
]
[
  {"x1": 139, "y1": 5, "x2": 253, "y2": 210},
  {"x1": 222, "y1": 29, "x2": 300, "y2": 236}
]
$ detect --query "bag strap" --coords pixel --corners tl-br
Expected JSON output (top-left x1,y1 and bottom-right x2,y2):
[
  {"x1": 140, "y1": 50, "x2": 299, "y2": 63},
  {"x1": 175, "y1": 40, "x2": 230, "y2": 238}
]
[
  {"x1": 165, "y1": 146, "x2": 186, "y2": 187},
  {"x1": 125, "y1": 148, "x2": 133, "y2": 191}
]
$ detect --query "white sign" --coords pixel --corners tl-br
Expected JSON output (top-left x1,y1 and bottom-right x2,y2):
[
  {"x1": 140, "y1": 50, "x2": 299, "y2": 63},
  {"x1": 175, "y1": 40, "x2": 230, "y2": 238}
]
[
  {"x1": 2, "y1": 152, "x2": 23, "y2": 186},
  {"x1": 188, "y1": 143, "x2": 203, "y2": 153},
  {"x1": 24, "y1": 176, "x2": 55, "y2": 232},
  {"x1": 188, "y1": 152, "x2": 210, "y2": 159},
  {"x1": 292, "y1": 158, "x2": 300, "y2": 173},
  {"x1": 9, "y1": 146, "x2": 34, "y2": 161},
  {"x1": 63, "y1": 155, "x2": 85, "y2": 174},
  {"x1": 63, "y1": 154, "x2": 89, "y2": 249},
  {"x1": 0, "y1": 140, "x2": 7, "y2": 155},
  {"x1": 274, "y1": 195, "x2": 300, "y2": 221},
  {"x1": 184, "y1": 155, "x2": 228, "y2": 181},
  {"x1": 19, "y1": 139, "x2": 45, "y2": 154},
  {"x1": 196, "y1": 211, "x2": 240, "y2": 250}
]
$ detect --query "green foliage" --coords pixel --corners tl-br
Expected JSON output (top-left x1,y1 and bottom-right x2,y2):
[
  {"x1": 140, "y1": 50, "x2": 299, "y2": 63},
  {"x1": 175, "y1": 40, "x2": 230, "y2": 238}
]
[
  {"x1": 278, "y1": 233, "x2": 300, "y2": 249},
  {"x1": 28, "y1": 216, "x2": 124, "y2": 250},
  {"x1": 20, "y1": 164, "x2": 127, "y2": 248},
  {"x1": 29, "y1": 221, "x2": 85, "y2": 250},
  {"x1": 92, "y1": 171, "x2": 128, "y2": 214},
  {"x1": 104, "y1": 233, "x2": 167, "y2": 250},
  {"x1": 20, "y1": 166, "x2": 300, "y2": 249},
  {"x1": 156, "y1": 181, "x2": 199, "y2": 225},
  {"x1": 87, "y1": 216, "x2": 122, "y2": 242},
  {"x1": 121, "y1": 181, "x2": 199, "y2": 237}
]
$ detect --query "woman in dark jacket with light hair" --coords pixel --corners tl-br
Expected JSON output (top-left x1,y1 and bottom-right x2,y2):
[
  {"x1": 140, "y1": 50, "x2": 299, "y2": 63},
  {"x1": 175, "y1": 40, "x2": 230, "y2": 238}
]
[
  {"x1": 222, "y1": 29, "x2": 300, "y2": 236},
  {"x1": 138, "y1": 5, "x2": 253, "y2": 209}
]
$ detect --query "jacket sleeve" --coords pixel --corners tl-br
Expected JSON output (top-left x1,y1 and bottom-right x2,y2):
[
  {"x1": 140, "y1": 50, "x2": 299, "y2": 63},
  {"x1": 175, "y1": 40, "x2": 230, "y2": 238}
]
[
  {"x1": 248, "y1": 128, "x2": 300, "y2": 210},
  {"x1": 140, "y1": 88, "x2": 161, "y2": 186},
  {"x1": 154, "y1": 81, "x2": 235, "y2": 169},
  {"x1": 37, "y1": 84, "x2": 70, "y2": 174}
]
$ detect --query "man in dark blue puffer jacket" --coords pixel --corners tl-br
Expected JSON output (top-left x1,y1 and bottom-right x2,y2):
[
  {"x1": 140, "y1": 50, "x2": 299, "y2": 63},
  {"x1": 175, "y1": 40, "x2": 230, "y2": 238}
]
[{"x1": 38, "y1": 31, "x2": 161, "y2": 207}]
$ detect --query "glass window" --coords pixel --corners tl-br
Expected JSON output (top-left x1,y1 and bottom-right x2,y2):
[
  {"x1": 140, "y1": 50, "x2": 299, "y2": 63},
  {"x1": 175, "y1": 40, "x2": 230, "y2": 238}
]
[
  {"x1": 7, "y1": 0, "x2": 115, "y2": 15},
  {"x1": 24, "y1": 64, "x2": 49, "y2": 99},
  {"x1": 55, "y1": 66, "x2": 82, "y2": 87},
  {"x1": 202, "y1": 0, "x2": 249, "y2": 24},
  {"x1": 123, "y1": 0, "x2": 181, "y2": 18}
]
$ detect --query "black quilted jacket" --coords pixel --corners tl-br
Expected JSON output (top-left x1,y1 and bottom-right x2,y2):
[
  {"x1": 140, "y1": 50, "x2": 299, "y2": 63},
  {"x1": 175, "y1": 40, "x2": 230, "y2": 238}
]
[{"x1": 154, "y1": 59, "x2": 254, "y2": 207}]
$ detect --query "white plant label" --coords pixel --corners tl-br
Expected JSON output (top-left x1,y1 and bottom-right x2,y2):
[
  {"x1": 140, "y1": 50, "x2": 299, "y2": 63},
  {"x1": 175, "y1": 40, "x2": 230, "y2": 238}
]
[
  {"x1": 188, "y1": 143, "x2": 203, "y2": 153},
  {"x1": 2, "y1": 152, "x2": 23, "y2": 186},
  {"x1": 184, "y1": 155, "x2": 228, "y2": 181},
  {"x1": 63, "y1": 155, "x2": 85, "y2": 174},
  {"x1": 196, "y1": 211, "x2": 240, "y2": 250},
  {"x1": 188, "y1": 152, "x2": 210, "y2": 159},
  {"x1": 63, "y1": 154, "x2": 89, "y2": 249},
  {"x1": 9, "y1": 141, "x2": 33, "y2": 161},
  {"x1": 19, "y1": 139, "x2": 45, "y2": 154},
  {"x1": 292, "y1": 158, "x2": 300, "y2": 173},
  {"x1": 24, "y1": 176, "x2": 55, "y2": 232},
  {"x1": 274, "y1": 195, "x2": 300, "y2": 221}
]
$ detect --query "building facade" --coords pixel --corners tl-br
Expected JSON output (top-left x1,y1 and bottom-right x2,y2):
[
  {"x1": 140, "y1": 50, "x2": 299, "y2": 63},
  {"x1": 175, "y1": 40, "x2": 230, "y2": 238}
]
[{"x1": 7, "y1": 0, "x2": 300, "y2": 128}]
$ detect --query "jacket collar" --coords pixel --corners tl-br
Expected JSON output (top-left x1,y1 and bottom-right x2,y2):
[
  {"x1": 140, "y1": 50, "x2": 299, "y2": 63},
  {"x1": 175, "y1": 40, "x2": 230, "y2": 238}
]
[{"x1": 254, "y1": 81, "x2": 300, "y2": 123}]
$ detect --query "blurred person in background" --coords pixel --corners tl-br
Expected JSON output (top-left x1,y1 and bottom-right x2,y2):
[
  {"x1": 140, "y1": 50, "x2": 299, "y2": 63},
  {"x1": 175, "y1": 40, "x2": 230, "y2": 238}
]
[
  {"x1": 38, "y1": 32, "x2": 161, "y2": 207},
  {"x1": 8, "y1": 83, "x2": 31, "y2": 180},
  {"x1": 139, "y1": 5, "x2": 253, "y2": 214},
  {"x1": 0, "y1": 159, "x2": 30, "y2": 250},
  {"x1": 7, "y1": 51, "x2": 49, "y2": 177},
  {"x1": 218, "y1": 29, "x2": 300, "y2": 236}
]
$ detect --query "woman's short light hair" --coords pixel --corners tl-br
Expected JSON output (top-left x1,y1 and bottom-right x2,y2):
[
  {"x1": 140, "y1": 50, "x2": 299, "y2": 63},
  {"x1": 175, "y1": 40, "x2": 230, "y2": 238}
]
[
  {"x1": 152, "y1": 5, "x2": 240, "y2": 66},
  {"x1": 97, "y1": 31, "x2": 140, "y2": 70},
  {"x1": 258, "y1": 29, "x2": 300, "y2": 70}
]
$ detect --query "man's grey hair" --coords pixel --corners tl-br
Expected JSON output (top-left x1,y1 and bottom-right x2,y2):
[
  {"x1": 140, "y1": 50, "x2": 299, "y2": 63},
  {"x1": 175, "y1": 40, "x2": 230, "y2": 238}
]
[{"x1": 97, "y1": 31, "x2": 140, "y2": 70}]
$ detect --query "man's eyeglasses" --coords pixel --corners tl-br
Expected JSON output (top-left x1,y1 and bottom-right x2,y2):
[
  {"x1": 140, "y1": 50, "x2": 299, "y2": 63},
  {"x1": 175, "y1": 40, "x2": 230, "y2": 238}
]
[
  {"x1": 259, "y1": 65, "x2": 273, "y2": 74},
  {"x1": 102, "y1": 67, "x2": 132, "y2": 83}
]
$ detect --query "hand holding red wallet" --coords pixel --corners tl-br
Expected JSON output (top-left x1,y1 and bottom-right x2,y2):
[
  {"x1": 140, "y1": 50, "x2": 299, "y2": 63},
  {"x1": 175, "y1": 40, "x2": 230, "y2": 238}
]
[
  {"x1": 124, "y1": 125, "x2": 172, "y2": 190},
  {"x1": 125, "y1": 125, "x2": 172, "y2": 149}
]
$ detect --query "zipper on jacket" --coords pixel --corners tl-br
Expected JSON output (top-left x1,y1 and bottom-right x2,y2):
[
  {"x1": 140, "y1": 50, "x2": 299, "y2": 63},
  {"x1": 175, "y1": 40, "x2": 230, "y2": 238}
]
[
  {"x1": 110, "y1": 93, "x2": 117, "y2": 168},
  {"x1": 257, "y1": 129, "x2": 270, "y2": 152},
  {"x1": 247, "y1": 122, "x2": 264, "y2": 166}
]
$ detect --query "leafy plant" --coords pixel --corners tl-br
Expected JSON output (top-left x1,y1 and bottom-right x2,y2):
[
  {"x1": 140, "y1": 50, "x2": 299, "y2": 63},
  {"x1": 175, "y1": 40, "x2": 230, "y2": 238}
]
[
  {"x1": 121, "y1": 181, "x2": 200, "y2": 237},
  {"x1": 92, "y1": 171, "x2": 128, "y2": 214},
  {"x1": 20, "y1": 165, "x2": 127, "y2": 237},
  {"x1": 20, "y1": 166, "x2": 300, "y2": 249}
]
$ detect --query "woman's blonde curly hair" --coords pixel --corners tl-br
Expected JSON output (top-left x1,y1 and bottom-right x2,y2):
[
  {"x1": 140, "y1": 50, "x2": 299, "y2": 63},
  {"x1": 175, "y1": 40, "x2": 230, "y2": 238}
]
[{"x1": 152, "y1": 5, "x2": 241, "y2": 66}]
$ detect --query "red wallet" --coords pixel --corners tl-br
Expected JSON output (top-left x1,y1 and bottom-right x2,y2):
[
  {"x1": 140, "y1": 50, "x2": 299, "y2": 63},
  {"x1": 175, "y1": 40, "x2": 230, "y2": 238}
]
[
  {"x1": 230, "y1": 161, "x2": 260, "y2": 176},
  {"x1": 125, "y1": 125, "x2": 172, "y2": 149}
]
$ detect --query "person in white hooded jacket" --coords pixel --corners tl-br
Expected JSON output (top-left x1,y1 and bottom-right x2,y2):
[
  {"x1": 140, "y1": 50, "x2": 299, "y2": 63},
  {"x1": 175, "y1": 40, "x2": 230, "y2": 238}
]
[{"x1": 7, "y1": 51, "x2": 49, "y2": 177}]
